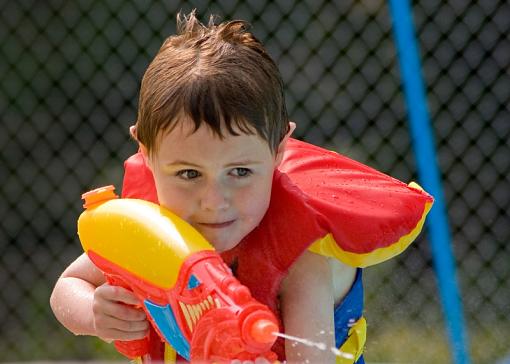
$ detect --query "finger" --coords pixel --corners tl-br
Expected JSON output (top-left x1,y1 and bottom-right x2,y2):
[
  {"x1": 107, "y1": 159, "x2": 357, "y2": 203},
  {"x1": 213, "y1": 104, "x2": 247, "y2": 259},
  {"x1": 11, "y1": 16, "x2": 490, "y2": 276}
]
[
  {"x1": 100, "y1": 314, "x2": 150, "y2": 333},
  {"x1": 97, "y1": 326, "x2": 149, "y2": 341},
  {"x1": 95, "y1": 299, "x2": 147, "y2": 321},
  {"x1": 96, "y1": 284, "x2": 141, "y2": 306},
  {"x1": 94, "y1": 311, "x2": 150, "y2": 339}
]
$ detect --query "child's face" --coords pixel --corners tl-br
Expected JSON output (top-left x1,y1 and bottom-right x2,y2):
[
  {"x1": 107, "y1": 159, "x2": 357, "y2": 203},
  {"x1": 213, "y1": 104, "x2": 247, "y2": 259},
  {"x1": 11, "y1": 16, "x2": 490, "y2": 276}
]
[{"x1": 146, "y1": 118, "x2": 281, "y2": 252}]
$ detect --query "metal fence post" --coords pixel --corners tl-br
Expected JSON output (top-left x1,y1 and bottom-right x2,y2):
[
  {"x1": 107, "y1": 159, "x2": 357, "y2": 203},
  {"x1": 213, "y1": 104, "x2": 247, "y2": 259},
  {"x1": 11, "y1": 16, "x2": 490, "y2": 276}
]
[{"x1": 388, "y1": 0, "x2": 471, "y2": 363}]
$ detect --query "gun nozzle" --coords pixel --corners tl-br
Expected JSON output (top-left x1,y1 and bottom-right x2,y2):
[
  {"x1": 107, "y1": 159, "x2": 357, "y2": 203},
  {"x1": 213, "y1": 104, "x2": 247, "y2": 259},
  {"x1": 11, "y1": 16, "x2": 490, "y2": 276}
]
[
  {"x1": 250, "y1": 319, "x2": 279, "y2": 344},
  {"x1": 82, "y1": 185, "x2": 118, "y2": 209}
]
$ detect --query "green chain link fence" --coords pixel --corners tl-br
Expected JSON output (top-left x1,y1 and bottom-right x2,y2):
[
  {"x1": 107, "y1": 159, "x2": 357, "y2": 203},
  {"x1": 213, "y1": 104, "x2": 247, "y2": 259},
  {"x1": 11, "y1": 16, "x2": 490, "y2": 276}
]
[{"x1": 1, "y1": 1, "x2": 508, "y2": 363}]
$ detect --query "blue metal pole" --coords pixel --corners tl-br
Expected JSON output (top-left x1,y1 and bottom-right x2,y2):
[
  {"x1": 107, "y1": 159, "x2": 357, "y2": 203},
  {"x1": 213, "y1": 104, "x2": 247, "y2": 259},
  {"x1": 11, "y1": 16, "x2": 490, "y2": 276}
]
[{"x1": 387, "y1": 1, "x2": 470, "y2": 363}]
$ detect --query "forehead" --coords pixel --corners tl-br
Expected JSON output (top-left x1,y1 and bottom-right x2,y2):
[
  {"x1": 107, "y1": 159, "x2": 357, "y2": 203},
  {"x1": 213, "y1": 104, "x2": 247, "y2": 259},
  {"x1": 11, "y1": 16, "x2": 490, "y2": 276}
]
[{"x1": 154, "y1": 117, "x2": 273, "y2": 160}]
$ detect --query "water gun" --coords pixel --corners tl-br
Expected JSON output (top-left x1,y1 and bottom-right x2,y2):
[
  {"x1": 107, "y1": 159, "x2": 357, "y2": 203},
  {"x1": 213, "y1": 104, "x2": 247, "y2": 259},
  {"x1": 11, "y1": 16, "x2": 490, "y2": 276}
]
[{"x1": 77, "y1": 185, "x2": 279, "y2": 363}]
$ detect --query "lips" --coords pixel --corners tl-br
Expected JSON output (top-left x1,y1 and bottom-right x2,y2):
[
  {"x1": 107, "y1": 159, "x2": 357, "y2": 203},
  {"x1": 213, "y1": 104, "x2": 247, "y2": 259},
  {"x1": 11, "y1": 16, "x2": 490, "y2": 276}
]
[{"x1": 198, "y1": 220, "x2": 235, "y2": 229}]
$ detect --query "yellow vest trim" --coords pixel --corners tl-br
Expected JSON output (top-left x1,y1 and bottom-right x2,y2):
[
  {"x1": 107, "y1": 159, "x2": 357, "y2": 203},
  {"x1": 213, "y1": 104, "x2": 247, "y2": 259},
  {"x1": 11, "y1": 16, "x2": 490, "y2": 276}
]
[
  {"x1": 336, "y1": 316, "x2": 366, "y2": 364},
  {"x1": 308, "y1": 186, "x2": 433, "y2": 268}
]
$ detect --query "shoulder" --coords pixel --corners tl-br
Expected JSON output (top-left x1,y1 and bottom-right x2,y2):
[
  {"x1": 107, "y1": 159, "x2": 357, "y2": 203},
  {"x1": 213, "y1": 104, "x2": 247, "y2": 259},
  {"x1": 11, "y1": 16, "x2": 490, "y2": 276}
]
[
  {"x1": 280, "y1": 251, "x2": 356, "y2": 305},
  {"x1": 280, "y1": 250, "x2": 332, "y2": 296}
]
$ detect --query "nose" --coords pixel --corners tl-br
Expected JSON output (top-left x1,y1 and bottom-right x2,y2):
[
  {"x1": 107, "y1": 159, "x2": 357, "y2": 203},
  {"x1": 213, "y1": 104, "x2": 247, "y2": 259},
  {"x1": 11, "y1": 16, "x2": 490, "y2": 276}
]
[{"x1": 200, "y1": 180, "x2": 230, "y2": 211}]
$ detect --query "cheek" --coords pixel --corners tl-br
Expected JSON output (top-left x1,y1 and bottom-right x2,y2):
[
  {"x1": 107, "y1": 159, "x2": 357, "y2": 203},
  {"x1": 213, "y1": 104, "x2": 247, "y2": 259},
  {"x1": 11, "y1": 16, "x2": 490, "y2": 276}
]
[
  {"x1": 236, "y1": 180, "x2": 272, "y2": 224},
  {"x1": 159, "y1": 194, "x2": 190, "y2": 218},
  {"x1": 153, "y1": 178, "x2": 194, "y2": 219}
]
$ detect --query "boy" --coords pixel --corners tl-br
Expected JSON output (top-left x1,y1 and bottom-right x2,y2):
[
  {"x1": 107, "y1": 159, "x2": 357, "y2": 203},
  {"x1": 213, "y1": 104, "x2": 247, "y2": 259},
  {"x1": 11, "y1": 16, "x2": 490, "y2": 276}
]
[{"x1": 51, "y1": 11, "x2": 433, "y2": 363}]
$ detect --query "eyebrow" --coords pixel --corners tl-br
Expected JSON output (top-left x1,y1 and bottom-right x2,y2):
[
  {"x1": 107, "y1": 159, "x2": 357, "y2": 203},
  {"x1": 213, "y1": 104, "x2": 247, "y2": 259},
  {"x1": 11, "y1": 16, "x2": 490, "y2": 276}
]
[
  {"x1": 164, "y1": 160, "x2": 263, "y2": 168},
  {"x1": 164, "y1": 161, "x2": 201, "y2": 168},
  {"x1": 225, "y1": 160, "x2": 263, "y2": 167}
]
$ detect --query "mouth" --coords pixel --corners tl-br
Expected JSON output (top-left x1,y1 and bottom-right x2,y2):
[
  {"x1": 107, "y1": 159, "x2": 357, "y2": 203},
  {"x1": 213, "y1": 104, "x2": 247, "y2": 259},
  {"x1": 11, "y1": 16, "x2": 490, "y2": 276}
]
[{"x1": 198, "y1": 220, "x2": 235, "y2": 229}]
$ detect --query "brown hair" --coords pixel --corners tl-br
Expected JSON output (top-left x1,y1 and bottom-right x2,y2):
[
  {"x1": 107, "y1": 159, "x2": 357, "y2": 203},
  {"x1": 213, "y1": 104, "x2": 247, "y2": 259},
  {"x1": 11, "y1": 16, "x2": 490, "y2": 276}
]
[{"x1": 135, "y1": 11, "x2": 289, "y2": 155}]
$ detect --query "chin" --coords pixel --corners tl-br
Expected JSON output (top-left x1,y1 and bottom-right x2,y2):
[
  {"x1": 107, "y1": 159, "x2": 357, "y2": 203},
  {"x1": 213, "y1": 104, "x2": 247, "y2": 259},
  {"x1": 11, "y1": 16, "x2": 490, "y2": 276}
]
[{"x1": 210, "y1": 236, "x2": 241, "y2": 253}]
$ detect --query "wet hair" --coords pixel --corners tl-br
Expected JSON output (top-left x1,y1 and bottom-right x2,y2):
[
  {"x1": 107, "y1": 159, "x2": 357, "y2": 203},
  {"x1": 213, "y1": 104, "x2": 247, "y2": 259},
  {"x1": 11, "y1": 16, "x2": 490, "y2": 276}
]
[{"x1": 135, "y1": 10, "x2": 289, "y2": 155}]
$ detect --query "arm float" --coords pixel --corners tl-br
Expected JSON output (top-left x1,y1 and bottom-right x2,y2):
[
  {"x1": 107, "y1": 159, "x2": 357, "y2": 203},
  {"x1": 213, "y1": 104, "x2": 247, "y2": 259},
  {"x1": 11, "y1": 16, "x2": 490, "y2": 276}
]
[
  {"x1": 77, "y1": 186, "x2": 279, "y2": 363},
  {"x1": 279, "y1": 139, "x2": 434, "y2": 267}
]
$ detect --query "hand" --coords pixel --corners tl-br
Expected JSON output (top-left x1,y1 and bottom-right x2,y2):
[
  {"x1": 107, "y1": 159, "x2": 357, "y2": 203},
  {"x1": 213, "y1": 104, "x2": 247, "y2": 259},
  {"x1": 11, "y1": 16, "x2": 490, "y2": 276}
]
[{"x1": 92, "y1": 283, "x2": 149, "y2": 341}]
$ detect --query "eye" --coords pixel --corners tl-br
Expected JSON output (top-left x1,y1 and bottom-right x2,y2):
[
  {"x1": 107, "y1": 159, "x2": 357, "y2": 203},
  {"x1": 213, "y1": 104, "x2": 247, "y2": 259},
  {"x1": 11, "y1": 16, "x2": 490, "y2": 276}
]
[
  {"x1": 231, "y1": 167, "x2": 252, "y2": 178},
  {"x1": 176, "y1": 169, "x2": 201, "y2": 180}
]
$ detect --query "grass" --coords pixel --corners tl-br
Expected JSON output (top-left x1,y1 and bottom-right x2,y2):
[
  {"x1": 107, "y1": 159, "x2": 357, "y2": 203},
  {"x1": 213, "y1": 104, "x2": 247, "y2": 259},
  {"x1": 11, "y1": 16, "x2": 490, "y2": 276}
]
[{"x1": 365, "y1": 321, "x2": 510, "y2": 364}]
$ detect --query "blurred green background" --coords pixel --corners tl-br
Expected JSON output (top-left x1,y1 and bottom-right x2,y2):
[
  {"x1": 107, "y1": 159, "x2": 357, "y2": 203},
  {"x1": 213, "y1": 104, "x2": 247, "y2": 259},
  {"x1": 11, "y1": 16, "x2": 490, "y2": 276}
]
[{"x1": 1, "y1": 1, "x2": 508, "y2": 363}]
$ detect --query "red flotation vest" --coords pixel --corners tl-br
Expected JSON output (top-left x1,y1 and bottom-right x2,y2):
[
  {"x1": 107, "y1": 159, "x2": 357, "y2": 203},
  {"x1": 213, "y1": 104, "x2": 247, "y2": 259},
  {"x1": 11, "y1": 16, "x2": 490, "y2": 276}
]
[{"x1": 122, "y1": 138, "x2": 433, "y2": 360}]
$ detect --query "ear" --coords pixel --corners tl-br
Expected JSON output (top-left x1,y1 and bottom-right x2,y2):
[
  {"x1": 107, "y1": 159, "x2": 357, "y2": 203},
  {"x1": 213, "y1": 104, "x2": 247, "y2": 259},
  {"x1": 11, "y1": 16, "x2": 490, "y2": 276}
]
[
  {"x1": 275, "y1": 121, "x2": 296, "y2": 167},
  {"x1": 130, "y1": 125, "x2": 152, "y2": 170}
]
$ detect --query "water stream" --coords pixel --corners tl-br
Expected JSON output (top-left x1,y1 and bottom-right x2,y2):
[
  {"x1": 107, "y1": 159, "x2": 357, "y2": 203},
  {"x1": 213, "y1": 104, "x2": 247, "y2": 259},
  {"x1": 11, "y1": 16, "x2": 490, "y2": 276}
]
[{"x1": 274, "y1": 332, "x2": 355, "y2": 360}]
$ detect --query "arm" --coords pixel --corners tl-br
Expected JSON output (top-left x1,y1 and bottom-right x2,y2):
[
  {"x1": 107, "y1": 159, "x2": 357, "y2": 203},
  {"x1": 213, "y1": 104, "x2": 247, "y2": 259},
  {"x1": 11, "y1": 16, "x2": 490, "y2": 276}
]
[
  {"x1": 279, "y1": 250, "x2": 337, "y2": 364},
  {"x1": 50, "y1": 253, "x2": 148, "y2": 341}
]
